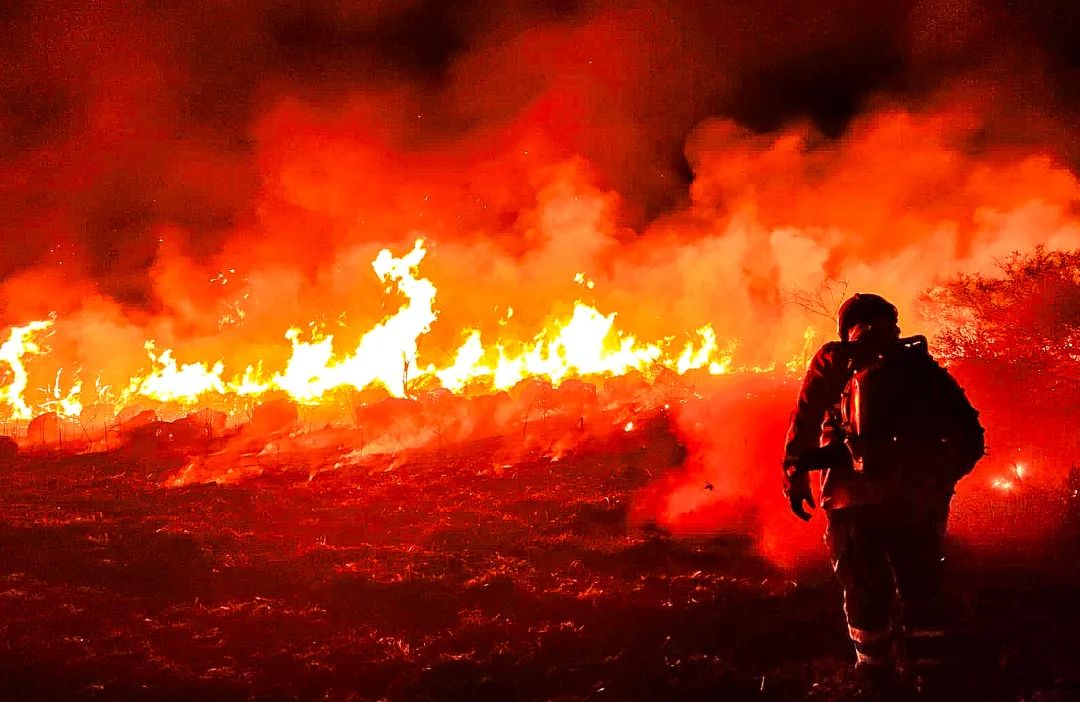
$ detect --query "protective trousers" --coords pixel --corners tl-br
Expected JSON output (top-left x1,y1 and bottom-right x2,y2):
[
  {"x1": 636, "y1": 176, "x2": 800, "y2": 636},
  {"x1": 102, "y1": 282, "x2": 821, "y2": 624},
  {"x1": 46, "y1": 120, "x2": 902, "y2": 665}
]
[{"x1": 825, "y1": 497, "x2": 951, "y2": 671}]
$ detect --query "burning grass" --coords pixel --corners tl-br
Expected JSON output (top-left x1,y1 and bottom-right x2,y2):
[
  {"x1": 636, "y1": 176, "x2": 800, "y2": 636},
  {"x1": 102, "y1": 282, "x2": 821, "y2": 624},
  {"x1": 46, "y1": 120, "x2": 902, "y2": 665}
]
[{"x1": 1, "y1": 400, "x2": 1079, "y2": 701}]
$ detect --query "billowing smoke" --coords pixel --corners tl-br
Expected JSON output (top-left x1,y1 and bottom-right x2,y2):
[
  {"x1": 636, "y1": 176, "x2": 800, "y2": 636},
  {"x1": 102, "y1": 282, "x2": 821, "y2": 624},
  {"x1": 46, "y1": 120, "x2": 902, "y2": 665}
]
[{"x1": 3, "y1": 1, "x2": 1080, "y2": 303}]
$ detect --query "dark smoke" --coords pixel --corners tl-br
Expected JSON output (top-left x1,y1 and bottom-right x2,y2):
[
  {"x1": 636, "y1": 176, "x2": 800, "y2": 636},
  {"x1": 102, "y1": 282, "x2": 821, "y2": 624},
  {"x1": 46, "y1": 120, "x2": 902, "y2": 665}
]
[{"x1": 3, "y1": 0, "x2": 1080, "y2": 310}]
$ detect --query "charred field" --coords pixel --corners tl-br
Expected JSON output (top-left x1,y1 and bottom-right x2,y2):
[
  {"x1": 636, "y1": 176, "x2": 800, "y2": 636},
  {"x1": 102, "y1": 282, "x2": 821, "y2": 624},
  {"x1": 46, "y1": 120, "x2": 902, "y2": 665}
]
[{"x1": 0, "y1": 409, "x2": 1077, "y2": 702}]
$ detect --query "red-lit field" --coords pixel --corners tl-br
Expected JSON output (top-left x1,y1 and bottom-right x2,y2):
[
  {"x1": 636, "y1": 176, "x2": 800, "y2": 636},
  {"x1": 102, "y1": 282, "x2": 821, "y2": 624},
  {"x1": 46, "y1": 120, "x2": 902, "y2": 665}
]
[
  {"x1": 1, "y1": 401, "x2": 1078, "y2": 702},
  {"x1": 3, "y1": 2, "x2": 1080, "y2": 700}
]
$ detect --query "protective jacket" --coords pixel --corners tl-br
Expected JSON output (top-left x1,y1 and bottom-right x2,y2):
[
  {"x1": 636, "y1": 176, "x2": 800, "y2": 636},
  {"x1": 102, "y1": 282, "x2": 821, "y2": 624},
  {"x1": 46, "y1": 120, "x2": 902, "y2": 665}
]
[{"x1": 783, "y1": 338, "x2": 974, "y2": 510}]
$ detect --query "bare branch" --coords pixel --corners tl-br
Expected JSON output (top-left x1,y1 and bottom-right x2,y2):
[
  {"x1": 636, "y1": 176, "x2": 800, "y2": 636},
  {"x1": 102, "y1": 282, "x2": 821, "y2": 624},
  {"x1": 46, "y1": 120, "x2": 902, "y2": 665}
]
[{"x1": 786, "y1": 279, "x2": 849, "y2": 322}]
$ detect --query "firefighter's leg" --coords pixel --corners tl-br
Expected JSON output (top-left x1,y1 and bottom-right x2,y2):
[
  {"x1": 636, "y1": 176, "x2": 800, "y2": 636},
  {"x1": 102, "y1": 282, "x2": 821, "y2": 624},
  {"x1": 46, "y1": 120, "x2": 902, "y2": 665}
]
[
  {"x1": 888, "y1": 500, "x2": 951, "y2": 680},
  {"x1": 826, "y1": 507, "x2": 896, "y2": 671}
]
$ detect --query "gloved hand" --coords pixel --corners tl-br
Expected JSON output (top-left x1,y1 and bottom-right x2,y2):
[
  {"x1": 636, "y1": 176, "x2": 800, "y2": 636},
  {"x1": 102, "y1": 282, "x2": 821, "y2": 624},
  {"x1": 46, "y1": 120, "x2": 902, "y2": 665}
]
[{"x1": 783, "y1": 462, "x2": 816, "y2": 521}]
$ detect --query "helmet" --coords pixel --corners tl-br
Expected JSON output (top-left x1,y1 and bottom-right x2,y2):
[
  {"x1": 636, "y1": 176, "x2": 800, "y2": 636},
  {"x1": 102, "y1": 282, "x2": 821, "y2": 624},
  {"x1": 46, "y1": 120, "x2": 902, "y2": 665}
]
[{"x1": 837, "y1": 293, "x2": 898, "y2": 342}]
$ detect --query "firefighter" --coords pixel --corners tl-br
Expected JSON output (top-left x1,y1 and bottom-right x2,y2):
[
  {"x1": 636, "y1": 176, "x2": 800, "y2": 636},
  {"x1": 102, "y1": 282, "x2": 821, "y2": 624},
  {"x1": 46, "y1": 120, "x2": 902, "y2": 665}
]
[{"x1": 782, "y1": 293, "x2": 983, "y2": 695}]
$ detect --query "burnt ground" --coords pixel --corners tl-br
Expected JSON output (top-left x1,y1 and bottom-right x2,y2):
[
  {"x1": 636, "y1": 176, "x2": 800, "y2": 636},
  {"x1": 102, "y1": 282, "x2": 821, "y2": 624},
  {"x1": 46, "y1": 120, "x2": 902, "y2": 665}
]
[{"x1": 0, "y1": 415, "x2": 1078, "y2": 702}]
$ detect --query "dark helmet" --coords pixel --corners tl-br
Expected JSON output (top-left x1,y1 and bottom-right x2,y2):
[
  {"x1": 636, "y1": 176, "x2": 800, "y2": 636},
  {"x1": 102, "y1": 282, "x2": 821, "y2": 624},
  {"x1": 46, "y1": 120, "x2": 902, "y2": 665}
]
[{"x1": 837, "y1": 293, "x2": 898, "y2": 342}]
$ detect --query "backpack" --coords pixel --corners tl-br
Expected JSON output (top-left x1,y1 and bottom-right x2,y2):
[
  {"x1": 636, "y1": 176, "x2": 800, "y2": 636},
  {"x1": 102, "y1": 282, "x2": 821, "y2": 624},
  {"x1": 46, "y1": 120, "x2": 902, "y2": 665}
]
[{"x1": 839, "y1": 335, "x2": 984, "y2": 482}]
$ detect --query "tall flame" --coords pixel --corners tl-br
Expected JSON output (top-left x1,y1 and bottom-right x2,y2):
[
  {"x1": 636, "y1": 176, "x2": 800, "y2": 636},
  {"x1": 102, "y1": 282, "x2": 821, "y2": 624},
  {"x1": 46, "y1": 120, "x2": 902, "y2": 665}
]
[
  {"x1": 272, "y1": 239, "x2": 436, "y2": 400},
  {"x1": 0, "y1": 320, "x2": 54, "y2": 421}
]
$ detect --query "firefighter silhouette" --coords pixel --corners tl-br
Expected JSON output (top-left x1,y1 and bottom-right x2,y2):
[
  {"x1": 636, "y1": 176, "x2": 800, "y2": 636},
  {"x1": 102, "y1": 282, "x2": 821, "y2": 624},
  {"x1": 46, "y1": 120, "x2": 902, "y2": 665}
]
[{"x1": 783, "y1": 293, "x2": 984, "y2": 693}]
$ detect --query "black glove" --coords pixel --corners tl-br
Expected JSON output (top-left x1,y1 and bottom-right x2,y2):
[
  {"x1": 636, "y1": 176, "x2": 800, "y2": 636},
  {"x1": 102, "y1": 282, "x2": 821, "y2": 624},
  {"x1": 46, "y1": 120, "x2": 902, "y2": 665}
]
[{"x1": 783, "y1": 463, "x2": 816, "y2": 521}]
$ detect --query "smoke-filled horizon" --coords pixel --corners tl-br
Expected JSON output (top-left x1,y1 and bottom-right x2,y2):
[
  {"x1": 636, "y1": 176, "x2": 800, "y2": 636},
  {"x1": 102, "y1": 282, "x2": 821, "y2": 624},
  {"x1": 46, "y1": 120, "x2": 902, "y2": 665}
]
[{"x1": 2, "y1": 0, "x2": 1080, "y2": 396}]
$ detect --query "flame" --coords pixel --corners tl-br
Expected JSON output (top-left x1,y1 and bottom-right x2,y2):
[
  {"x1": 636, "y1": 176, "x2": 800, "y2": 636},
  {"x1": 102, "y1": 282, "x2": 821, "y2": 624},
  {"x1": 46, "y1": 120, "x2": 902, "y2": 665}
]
[
  {"x1": 574, "y1": 272, "x2": 596, "y2": 290},
  {"x1": 230, "y1": 363, "x2": 273, "y2": 397},
  {"x1": 271, "y1": 329, "x2": 341, "y2": 402},
  {"x1": 125, "y1": 342, "x2": 226, "y2": 404},
  {"x1": 785, "y1": 326, "x2": 817, "y2": 373},
  {"x1": 430, "y1": 303, "x2": 734, "y2": 394},
  {"x1": 991, "y1": 477, "x2": 1015, "y2": 492},
  {"x1": 991, "y1": 464, "x2": 1030, "y2": 492},
  {"x1": 271, "y1": 239, "x2": 436, "y2": 401},
  {"x1": 434, "y1": 330, "x2": 488, "y2": 393},
  {"x1": 491, "y1": 302, "x2": 664, "y2": 389},
  {"x1": 676, "y1": 326, "x2": 734, "y2": 375},
  {"x1": 0, "y1": 319, "x2": 54, "y2": 421},
  {"x1": 0, "y1": 240, "x2": 753, "y2": 426},
  {"x1": 46, "y1": 369, "x2": 83, "y2": 419}
]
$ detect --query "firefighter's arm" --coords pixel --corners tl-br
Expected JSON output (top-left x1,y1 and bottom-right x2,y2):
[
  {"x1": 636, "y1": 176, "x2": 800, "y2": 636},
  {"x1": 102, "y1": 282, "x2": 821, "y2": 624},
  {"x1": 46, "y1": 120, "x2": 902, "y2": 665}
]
[
  {"x1": 787, "y1": 443, "x2": 852, "y2": 474},
  {"x1": 784, "y1": 344, "x2": 846, "y2": 462},
  {"x1": 782, "y1": 343, "x2": 848, "y2": 520}
]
